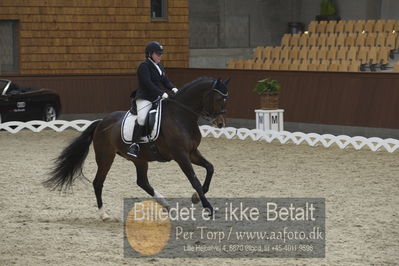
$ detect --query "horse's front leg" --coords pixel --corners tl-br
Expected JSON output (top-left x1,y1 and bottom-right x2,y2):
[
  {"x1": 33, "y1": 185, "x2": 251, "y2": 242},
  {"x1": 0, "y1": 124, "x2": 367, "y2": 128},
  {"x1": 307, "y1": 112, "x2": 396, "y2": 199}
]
[
  {"x1": 190, "y1": 149, "x2": 214, "y2": 203},
  {"x1": 133, "y1": 160, "x2": 170, "y2": 209},
  {"x1": 175, "y1": 154, "x2": 214, "y2": 214}
]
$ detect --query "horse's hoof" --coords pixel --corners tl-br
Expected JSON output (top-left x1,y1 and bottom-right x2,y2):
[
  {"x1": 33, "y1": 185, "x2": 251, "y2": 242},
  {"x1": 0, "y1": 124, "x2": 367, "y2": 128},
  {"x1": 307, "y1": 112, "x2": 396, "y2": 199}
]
[
  {"x1": 203, "y1": 207, "x2": 215, "y2": 217},
  {"x1": 191, "y1": 192, "x2": 200, "y2": 204},
  {"x1": 98, "y1": 208, "x2": 111, "y2": 222},
  {"x1": 101, "y1": 216, "x2": 111, "y2": 222}
]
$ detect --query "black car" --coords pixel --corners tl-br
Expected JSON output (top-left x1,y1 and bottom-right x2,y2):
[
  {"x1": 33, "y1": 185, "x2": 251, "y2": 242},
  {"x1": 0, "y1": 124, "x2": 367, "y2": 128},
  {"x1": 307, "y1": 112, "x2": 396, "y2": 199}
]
[{"x1": 0, "y1": 79, "x2": 61, "y2": 123}]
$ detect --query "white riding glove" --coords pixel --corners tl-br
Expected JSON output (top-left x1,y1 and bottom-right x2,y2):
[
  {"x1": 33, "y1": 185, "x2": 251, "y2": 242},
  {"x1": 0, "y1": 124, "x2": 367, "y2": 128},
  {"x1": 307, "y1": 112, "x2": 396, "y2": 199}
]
[
  {"x1": 162, "y1": 92, "x2": 169, "y2": 99},
  {"x1": 172, "y1": 88, "x2": 178, "y2": 94}
]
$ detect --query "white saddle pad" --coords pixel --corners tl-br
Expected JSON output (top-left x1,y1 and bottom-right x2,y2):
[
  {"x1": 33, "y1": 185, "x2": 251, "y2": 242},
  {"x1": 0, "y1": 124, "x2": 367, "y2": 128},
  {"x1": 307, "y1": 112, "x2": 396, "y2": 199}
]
[{"x1": 121, "y1": 101, "x2": 163, "y2": 144}]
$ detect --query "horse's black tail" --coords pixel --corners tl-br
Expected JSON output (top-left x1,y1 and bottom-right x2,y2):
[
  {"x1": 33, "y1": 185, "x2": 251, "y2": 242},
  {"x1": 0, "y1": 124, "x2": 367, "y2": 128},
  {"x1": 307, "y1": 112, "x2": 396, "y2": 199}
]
[{"x1": 43, "y1": 120, "x2": 101, "y2": 192}]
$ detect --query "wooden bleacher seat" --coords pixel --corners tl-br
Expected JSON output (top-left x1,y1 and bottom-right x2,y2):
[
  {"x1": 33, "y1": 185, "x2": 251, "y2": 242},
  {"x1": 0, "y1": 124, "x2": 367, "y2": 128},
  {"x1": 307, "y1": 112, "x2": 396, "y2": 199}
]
[
  {"x1": 354, "y1": 20, "x2": 366, "y2": 33},
  {"x1": 318, "y1": 60, "x2": 329, "y2": 71},
  {"x1": 270, "y1": 61, "x2": 280, "y2": 70},
  {"x1": 279, "y1": 60, "x2": 290, "y2": 70},
  {"x1": 288, "y1": 60, "x2": 300, "y2": 70},
  {"x1": 243, "y1": 59, "x2": 255, "y2": 69},
  {"x1": 317, "y1": 21, "x2": 327, "y2": 33},
  {"x1": 263, "y1": 46, "x2": 273, "y2": 60},
  {"x1": 326, "y1": 21, "x2": 337, "y2": 34},
  {"x1": 345, "y1": 33, "x2": 357, "y2": 46},
  {"x1": 308, "y1": 21, "x2": 318, "y2": 33},
  {"x1": 235, "y1": 59, "x2": 245, "y2": 69},
  {"x1": 337, "y1": 61, "x2": 349, "y2": 71},
  {"x1": 308, "y1": 33, "x2": 318, "y2": 47},
  {"x1": 335, "y1": 20, "x2": 345, "y2": 33},
  {"x1": 317, "y1": 47, "x2": 328, "y2": 61},
  {"x1": 358, "y1": 46, "x2": 370, "y2": 65},
  {"x1": 271, "y1": 46, "x2": 282, "y2": 61},
  {"x1": 365, "y1": 33, "x2": 377, "y2": 47},
  {"x1": 298, "y1": 60, "x2": 309, "y2": 71},
  {"x1": 317, "y1": 33, "x2": 328, "y2": 47},
  {"x1": 290, "y1": 34, "x2": 300, "y2": 46},
  {"x1": 299, "y1": 33, "x2": 309, "y2": 47},
  {"x1": 368, "y1": 47, "x2": 378, "y2": 69},
  {"x1": 289, "y1": 46, "x2": 300, "y2": 60},
  {"x1": 394, "y1": 20, "x2": 399, "y2": 31},
  {"x1": 376, "y1": 32, "x2": 387, "y2": 47},
  {"x1": 374, "y1": 20, "x2": 384, "y2": 33},
  {"x1": 308, "y1": 46, "x2": 319, "y2": 61},
  {"x1": 281, "y1": 34, "x2": 291, "y2": 47},
  {"x1": 384, "y1": 20, "x2": 395, "y2": 33},
  {"x1": 347, "y1": 46, "x2": 359, "y2": 62},
  {"x1": 328, "y1": 60, "x2": 340, "y2": 71},
  {"x1": 386, "y1": 33, "x2": 397, "y2": 49},
  {"x1": 337, "y1": 47, "x2": 348, "y2": 61},
  {"x1": 308, "y1": 60, "x2": 319, "y2": 71},
  {"x1": 227, "y1": 59, "x2": 236, "y2": 68},
  {"x1": 355, "y1": 33, "x2": 366, "y2": 46},
  {"x1": 364, "y1": 20, "x2": 375, "y2": 33},
  {"x1": 298, "y1": 47, "x2": 309, "y2": 61},
  {"x1": 280, "y1": 46, "x2": 290, "y2": 61},
  {"x1": 252, "y1": 59, "x2": 263, "y2": 70},
  {"x1": 326, "y1": 33, "x2": 337, "y2": 47},
  {"x1": 344, "y1": 20, "x2": 355, "y2": 33},
  {"x1": 262, "y1": 60, "x2": 273, "y2": 70},
  {"x1": 326, "y1": 47, "x2": 338, "y2": 61},
  {"x1": 254, "y1": 46, "x2": 264, "y2": 59},
  {"x1": 348, "y1": 61, "x2": 361, "y2": 72},
  {"x1": 377, "y1": 47, "x2": 391, "y2": 66},
  {"x1": 336, "y1": 33, "x2": 346, "y2": 47}
]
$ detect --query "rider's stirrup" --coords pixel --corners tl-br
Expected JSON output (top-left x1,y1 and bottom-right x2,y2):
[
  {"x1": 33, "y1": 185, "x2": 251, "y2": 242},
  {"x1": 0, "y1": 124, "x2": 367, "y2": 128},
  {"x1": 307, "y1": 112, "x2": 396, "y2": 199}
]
[{"x1": 127, "y1": 143, "x2": 140, "y2": 157}]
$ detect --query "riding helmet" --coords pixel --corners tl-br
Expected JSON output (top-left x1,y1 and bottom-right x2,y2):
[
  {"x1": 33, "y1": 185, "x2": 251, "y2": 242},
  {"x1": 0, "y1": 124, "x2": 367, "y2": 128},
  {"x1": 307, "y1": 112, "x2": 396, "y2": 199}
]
[{"x1": 145, "y1": 41, "x2": 164, "y2": 57}]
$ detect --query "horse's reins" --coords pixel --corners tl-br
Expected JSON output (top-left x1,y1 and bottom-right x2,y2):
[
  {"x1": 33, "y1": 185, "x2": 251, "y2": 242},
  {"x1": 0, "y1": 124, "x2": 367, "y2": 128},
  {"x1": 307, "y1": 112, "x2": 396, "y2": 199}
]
[{"x1": 165, "y1": 80, "x2": 226, "y2": 123}]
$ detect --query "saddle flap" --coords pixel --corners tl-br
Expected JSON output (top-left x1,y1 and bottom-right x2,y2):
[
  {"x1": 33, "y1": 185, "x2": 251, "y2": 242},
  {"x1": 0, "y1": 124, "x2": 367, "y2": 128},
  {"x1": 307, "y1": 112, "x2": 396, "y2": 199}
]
[{"x1": 121, "y1": 100, "x2": 163, "y2": 144}]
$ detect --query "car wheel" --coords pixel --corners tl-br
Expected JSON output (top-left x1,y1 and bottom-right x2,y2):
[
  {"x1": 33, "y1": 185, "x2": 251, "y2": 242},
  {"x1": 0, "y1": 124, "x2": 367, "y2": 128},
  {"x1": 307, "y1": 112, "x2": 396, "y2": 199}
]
[{"x1": 43, "y1": 104, "x2": 57, "y2": 122}]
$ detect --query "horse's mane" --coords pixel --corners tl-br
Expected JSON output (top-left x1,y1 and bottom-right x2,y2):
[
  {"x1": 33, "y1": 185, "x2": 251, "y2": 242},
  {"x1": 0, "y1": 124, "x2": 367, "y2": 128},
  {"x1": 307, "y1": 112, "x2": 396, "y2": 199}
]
[{"x1": 176, "y1": 77, "x2": 214, "y2": 96}]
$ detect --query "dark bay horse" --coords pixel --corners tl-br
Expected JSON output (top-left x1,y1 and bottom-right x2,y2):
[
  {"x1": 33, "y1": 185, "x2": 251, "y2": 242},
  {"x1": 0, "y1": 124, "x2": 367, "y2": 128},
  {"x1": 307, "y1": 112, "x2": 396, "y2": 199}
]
[{"x1": 43, "y1": 77, "x2": 229, "y2": 220}]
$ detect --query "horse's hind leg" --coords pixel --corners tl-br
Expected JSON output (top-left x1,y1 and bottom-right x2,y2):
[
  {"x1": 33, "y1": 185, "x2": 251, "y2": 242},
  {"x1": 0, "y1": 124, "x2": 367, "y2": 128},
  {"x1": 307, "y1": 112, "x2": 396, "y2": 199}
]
[
  {"x1": 134, "y1": 160, "x2": 170, "y2": 208},
  {"x1": 93, "y1": 147, "x2": 115, "y2": 221}
]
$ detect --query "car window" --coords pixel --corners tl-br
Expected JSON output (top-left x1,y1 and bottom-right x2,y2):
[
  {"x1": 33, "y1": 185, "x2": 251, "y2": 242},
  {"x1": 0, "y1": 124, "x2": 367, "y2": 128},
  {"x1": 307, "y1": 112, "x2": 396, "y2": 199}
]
[
  {"x1": 0, "y1": 80, "x2": 8, "y2": 94},
  {"x1": 5, "y1": 82, "x2": 21, "y2": 95}
]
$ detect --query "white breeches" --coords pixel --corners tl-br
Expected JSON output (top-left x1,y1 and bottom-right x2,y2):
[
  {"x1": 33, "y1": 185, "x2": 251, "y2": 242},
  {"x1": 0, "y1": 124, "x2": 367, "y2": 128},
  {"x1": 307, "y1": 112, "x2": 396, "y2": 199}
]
[{"x1": 136, "y1": 99, "x2": 152, "y2": 126}]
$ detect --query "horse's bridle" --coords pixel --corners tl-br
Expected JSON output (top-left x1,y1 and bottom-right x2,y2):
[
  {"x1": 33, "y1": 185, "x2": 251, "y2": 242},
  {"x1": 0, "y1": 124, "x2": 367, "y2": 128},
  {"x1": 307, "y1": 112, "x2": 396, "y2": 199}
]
[{"x1": 202, "y1": 80, "x2": 228, "y2": 117}]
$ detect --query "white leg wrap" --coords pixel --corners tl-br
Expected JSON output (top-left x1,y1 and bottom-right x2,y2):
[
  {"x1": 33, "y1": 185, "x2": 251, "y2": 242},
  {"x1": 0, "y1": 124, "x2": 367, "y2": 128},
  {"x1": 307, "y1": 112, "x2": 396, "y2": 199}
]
[
  {"x1": 153, "y1": 190, "x2": 170, "y2": 209},
  {"x1": 98, "y1": 207, "x2": 111, "y2": 221}
]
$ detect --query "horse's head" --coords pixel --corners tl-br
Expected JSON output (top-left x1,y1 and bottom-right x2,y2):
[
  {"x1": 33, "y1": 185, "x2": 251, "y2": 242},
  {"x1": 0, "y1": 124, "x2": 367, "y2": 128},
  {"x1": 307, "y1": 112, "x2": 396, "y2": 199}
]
[{"x1": 202, "y1": 78, "x2": 230, "y2": 126}]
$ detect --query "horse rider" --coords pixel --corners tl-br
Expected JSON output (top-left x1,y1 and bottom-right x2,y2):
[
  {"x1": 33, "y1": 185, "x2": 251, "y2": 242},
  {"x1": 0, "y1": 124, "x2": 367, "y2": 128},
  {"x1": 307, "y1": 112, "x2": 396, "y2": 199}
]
[{"x1": 127, "y1": 41, "x2": 178, "y2": 157}]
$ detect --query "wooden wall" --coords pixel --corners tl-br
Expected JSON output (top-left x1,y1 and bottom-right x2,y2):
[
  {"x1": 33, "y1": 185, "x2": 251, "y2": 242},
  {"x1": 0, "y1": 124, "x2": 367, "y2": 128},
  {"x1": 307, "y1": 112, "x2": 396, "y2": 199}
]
[
  {"x1": 0, "y1": 0, "x2": 189, "y2": 74},
  {"x1": 5, "y1": 69, "x2": 399, "y2": 130},
  {"x1": 167, "y1": 68, "x2": 399, "y2": 129}
]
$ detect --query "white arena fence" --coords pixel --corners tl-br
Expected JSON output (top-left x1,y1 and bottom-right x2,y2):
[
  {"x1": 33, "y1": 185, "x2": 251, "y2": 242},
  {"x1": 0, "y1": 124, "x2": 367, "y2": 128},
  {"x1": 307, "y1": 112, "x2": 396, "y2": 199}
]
[{"x1": 1, "y1": 120, "x2": 399, "y2": 153}]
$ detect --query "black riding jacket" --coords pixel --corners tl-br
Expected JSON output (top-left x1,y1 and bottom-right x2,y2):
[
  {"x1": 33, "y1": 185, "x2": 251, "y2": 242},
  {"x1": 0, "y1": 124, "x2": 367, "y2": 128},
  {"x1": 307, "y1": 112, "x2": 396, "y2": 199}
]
[{"x1": 131, "y1": 58, "x2": 175, "y2": 102}]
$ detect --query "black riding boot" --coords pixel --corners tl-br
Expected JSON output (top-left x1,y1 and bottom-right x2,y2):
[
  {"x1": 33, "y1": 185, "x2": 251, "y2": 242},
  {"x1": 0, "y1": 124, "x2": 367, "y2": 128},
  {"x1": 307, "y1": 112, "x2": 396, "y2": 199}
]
[{"x1": 127, "y1": 122, "x2": 144, "y2": 157}]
